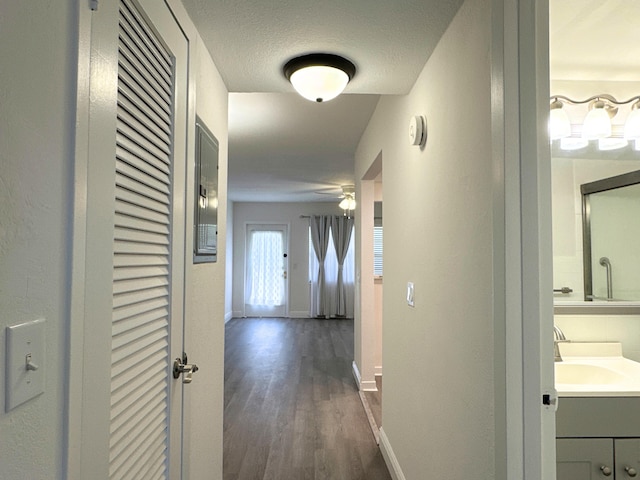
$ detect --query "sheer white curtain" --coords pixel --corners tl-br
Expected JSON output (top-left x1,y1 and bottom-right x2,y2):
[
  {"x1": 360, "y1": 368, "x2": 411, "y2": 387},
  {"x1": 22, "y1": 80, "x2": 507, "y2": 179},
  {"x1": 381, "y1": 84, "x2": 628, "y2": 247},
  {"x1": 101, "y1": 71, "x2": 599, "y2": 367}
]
[
  {"x1": 309, "y1": 217, "x2": 355, "y2": 318},
  {"x1": 246, "y1": 230, "x2": 284, "y2": 306}
]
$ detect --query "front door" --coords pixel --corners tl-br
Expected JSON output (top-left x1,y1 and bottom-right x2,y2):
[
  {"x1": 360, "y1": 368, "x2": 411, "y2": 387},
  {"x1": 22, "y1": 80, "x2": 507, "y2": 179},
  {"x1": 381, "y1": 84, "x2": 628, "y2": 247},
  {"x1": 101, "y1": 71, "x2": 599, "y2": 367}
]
[
  {"x1": 244, "y1": 224, "x2": 289, "y2": 317},
  {"x1": 76, "y1": 0, "x2": 190, "y2": 477}
]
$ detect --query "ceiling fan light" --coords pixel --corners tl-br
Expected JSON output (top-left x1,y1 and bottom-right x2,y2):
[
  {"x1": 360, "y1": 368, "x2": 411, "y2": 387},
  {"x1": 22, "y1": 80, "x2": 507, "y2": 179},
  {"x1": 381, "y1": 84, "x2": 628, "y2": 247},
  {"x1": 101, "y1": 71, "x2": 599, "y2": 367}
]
[
  {"x1": 624, "y1": 104, "x2": 640, "y2": 140},
  {"x1": 339, "y1": 196, "x2": 356, "y2": 211},
  {"x1": 549, "y1": 100, "x2": 571, "y2": 140},
  {"x1": 284, "y1": 54, "x2": 356, "y2": 103},
  {"x1": 582, "y1": 101, "x2": 612, "y2": 139}
]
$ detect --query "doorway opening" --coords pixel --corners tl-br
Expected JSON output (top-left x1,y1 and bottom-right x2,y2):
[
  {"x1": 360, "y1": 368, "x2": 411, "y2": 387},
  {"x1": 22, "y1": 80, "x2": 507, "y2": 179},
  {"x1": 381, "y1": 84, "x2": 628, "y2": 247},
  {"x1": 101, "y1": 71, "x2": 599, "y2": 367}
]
[{"x1": 244, "y1": 224, "x2": 289, "y2": 317}]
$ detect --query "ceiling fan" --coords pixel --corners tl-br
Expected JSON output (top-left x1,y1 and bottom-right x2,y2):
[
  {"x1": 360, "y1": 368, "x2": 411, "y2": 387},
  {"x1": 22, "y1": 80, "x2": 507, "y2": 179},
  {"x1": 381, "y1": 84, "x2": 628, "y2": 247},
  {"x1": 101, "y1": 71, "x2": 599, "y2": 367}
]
[{"x1": 312, "y1": 184, "x2": 356, "y2": 212}]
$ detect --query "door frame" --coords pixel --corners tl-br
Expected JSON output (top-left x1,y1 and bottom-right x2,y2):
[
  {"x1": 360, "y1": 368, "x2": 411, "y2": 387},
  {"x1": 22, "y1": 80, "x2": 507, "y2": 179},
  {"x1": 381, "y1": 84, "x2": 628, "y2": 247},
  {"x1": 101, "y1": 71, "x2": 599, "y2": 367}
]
[
  {"x1": 242, "y1": 222, "x2": 290, "y2": 318},
  {"x1": 492, "y1": 0, "x2": 555, "y2": 478},
  {"x1": 67, "y1": 1, "x2": 190, "y2": 477}
]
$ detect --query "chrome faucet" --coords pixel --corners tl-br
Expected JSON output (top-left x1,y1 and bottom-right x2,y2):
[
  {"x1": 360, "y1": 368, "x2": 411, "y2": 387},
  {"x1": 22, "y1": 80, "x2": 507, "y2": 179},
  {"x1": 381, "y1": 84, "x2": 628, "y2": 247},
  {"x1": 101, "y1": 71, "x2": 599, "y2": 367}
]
[{"x1": 554, "y1": 325, "x2": 569, "y2": 362}]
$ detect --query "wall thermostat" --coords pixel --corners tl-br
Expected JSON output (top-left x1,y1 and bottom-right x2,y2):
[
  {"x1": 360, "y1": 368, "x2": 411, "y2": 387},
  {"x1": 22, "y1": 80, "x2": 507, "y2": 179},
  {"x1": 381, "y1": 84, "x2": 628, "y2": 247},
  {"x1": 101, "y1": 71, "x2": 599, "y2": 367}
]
[{"x1": 409, "y1": 115, "x2": 426, "y2": 146}]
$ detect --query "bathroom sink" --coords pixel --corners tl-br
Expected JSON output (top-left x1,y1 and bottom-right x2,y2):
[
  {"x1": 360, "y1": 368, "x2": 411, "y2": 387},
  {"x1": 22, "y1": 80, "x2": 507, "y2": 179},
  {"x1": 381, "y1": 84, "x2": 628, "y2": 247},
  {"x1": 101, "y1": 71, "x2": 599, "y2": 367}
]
[
  {"x1": 555, "y1": 362, "x2": 629, "y2": 385},
  {"x1": 555, "y1": 342, "x2": 640, "y2": 396}
]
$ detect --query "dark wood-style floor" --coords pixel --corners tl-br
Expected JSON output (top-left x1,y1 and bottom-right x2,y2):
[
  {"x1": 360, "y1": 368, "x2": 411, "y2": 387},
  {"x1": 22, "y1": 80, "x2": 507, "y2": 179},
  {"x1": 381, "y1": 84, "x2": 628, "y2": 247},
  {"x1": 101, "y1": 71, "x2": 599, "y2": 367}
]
[{"x1": 223, "y1": 317, "x2": 392, "y2": 480}]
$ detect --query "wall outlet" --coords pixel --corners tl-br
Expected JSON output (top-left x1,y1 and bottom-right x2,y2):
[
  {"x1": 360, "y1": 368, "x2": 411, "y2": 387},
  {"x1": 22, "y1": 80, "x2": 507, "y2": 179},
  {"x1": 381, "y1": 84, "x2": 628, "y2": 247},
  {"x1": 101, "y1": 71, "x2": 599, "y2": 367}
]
[{"x1": 407, "y1": 282, "x2": 415, "y2": 307}]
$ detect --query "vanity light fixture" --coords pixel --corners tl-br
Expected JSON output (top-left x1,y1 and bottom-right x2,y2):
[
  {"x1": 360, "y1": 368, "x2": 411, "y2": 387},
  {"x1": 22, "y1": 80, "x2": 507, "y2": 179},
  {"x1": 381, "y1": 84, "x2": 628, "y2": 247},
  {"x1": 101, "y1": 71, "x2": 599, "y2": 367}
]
[
  {"x1": 549, "y1": 98, "x2": 571, "y2": 140},
  {"x1": 549, "y1": 94, "x2": 640, "y2": 151},
  {"x1": 625, "y1": 101, "x2": 640, "y2": 140},
  {"x1": 582, "y1": 98, "x2": 615, "y2": 140},
  {"x1": 284, "y1": 53, "x2": 356, "y2": 103}
]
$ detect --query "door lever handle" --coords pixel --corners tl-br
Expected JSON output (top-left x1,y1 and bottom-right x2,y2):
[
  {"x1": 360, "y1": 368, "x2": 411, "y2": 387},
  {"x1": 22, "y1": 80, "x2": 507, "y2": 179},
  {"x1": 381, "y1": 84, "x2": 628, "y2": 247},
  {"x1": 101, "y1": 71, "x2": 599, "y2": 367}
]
[{"x1": 173, "y1": 353, "x2": 199, "y2": 384}]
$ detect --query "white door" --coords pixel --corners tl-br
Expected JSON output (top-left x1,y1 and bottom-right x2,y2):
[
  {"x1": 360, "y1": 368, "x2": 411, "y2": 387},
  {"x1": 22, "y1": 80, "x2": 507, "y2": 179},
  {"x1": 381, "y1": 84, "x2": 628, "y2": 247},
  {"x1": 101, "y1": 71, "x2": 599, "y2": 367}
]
[
  {"x1": 74, "y1": 0, "x2": 190, "y2": 477},
  {"x1": 244, "y1": 224, "x2": 289, "y2": 317}
]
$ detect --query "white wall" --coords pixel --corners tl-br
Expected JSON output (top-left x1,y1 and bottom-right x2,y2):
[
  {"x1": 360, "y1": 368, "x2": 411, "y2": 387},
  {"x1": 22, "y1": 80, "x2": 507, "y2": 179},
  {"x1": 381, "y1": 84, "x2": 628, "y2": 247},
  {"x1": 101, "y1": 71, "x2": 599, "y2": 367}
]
[
  {"x1": 355, "y1": 0, "x2": 495, "y2": 477},
  {"x1": 232, "y1": 202, "x2": 343, "y2": 318},
  {"x1": 181, "y1": 26, "x2": 229, "y2": 479},
  {"x1": 0, "y1": 2, "x2": 229, "y2": 478},
  {"x1": 0, "y1": 2, "x2": 77, "y2": 478}
]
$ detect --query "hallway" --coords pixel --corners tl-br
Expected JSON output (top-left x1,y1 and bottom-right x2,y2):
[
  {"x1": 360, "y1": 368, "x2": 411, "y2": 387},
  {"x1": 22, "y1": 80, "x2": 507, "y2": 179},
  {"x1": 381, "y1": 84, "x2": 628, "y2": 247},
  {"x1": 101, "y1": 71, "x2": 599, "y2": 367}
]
[{"x1": 223, "y1": 318, "x2": 391, "y2": 480}]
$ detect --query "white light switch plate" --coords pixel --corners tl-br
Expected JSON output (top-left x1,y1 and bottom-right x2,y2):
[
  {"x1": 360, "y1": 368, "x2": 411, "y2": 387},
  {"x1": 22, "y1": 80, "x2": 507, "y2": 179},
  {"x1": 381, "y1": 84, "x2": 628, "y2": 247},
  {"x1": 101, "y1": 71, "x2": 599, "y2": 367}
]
[
  {"x1": 6, "y1": 318, "x2": 45, "y2": 412},
  {"x1": 407, "y1": 282, "x2": 415, "y2": 307}
]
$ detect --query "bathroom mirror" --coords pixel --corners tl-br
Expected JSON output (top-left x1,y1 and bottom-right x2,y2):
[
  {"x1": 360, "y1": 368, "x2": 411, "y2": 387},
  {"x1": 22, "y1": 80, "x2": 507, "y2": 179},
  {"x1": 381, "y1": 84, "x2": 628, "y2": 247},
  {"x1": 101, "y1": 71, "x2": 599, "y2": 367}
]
[
  {"x1": 582, "y1": 170, "x2": 640, "y2": 302},
  {"x1": 552, "y1": 155, "x2": 640, "y2": 312}
]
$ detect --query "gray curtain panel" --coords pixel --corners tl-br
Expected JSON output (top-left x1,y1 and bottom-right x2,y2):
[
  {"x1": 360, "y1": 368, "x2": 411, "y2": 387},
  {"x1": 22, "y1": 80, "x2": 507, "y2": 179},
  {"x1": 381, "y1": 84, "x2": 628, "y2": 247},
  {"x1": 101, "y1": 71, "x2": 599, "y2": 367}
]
[
  {"x1": 310, "y1": 215, "x2": 331, "y2": 317},
  {"x1": 331, "y1": 215, "x2": 354, "y2": 316}
]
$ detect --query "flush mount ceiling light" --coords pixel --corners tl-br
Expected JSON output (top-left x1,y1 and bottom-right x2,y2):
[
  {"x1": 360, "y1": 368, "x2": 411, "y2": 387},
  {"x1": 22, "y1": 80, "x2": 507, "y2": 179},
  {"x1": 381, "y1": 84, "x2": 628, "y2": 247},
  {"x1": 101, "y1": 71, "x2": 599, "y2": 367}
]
[
  {"x1": 549, "y1": 94, "x2": 640, "y2": 151},
  {"x1": 284, "y1": 53, "x2": 356, "y2": 103}
]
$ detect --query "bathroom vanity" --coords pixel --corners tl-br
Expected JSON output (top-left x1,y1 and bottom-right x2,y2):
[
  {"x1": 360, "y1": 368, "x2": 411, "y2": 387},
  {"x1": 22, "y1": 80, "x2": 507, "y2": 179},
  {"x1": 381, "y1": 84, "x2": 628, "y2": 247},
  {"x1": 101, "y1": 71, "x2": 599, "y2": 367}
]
[{"x1": 556, "y1": 343, "x2": 640, "y2": 479}]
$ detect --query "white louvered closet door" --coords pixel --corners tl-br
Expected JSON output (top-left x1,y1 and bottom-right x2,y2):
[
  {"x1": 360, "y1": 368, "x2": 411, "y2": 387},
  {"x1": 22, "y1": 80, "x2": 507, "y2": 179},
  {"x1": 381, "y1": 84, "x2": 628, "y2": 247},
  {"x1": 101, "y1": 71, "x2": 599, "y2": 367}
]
[{"x1": 110, "y1": 0, "x2": 188, "y2": 478}]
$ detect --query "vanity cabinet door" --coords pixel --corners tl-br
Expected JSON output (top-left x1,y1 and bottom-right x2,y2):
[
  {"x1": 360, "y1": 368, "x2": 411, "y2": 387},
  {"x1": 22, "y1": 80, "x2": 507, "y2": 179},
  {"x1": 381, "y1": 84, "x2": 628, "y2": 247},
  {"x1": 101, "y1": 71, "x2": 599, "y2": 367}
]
[
  {"x1": 557, "y1": 438, "x2": 614, "y2": 479},
  {"x1": 615, "y1": 439, "x2": 640, "y2": 479}
]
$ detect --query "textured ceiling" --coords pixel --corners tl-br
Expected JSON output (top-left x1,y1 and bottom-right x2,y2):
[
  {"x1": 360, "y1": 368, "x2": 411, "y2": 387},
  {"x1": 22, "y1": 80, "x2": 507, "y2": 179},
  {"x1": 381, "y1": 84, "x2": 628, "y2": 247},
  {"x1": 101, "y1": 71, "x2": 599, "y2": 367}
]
[
  {"x1": 181, "y1": 0, "x2": 464, "y2": 94},
  {"x1": 180, "y1": 0, "x2": 465, "y2": 202},
  {"x1": 179, "y1": 0, "x2": 638, "y2": 203}
]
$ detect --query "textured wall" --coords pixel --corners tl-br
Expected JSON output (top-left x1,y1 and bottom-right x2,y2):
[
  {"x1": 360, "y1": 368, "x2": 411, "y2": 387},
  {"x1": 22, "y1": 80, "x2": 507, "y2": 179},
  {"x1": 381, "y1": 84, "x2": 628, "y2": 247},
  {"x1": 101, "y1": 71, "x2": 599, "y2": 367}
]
[
  {"x1": 355, "y1": 0, "x2": 495, "y2": 477},
  {"x1": 0, "y1": 2, "x2": 77, "y2": 478}
]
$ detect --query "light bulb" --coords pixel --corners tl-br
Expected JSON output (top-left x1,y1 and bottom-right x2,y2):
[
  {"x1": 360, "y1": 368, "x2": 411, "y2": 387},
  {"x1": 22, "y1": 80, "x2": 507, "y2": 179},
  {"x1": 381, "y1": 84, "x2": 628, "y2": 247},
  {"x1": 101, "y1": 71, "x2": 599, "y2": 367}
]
[
  {"x1": 624, "y1": 103, "x2": 640, "y2": 140},
  {"x1": 289, "y1": 66, "x2": 349, "y2": 103},
  {"x1": 549, "y1": 100, "x2": 571, "y2": 140},
  {"x1": 582, "y1": 100, "x2": 612, "y2": 140}
]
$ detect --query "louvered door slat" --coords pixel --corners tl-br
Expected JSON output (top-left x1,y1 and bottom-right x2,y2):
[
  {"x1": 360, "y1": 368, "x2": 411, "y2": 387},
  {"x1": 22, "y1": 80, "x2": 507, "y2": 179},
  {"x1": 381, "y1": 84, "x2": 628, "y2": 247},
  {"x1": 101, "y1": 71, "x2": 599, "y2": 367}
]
[
  {"x1": 118, "y1": 19, "x2": 171, "y2": 90},
  {"x1": 115, "y1": 215, "x2": 170, "y2": 237},
  {"x1": 117, "y1": 122, "x2": 171, "y2": 167},
  {"x1": 117, "y1": 105, "x2": 171, "y2": 157},
  {"x1": 115, "y1": 187, "x2": 170, "y2": 217},
  {"x1": 110, "y1": 0, "x2": 175, "y2": 478},
  {"x1": 114, "y1": 225, "x2": 169, "y2": 246},
  {"x1": 113, "y1": 309, "x2": 168, "y2": 337},
  {"x1": 119, "y1": 2, "x2": 171, "y2": 75},
  {"x1": 118, "y1": 25, "x2": 172, "y2": 96},
  {"x1": 118, "y1": 64, "x2": 171, "y2": 119},
  {"x1": 118, "y1": 93, "x2": 171, "y2": 148},
  {"x1": 115, "y1": 199, "x2": 169, "y2": 226},
  {"x1": 118, "y1": 86, "x2": 171, "y2": 137}
]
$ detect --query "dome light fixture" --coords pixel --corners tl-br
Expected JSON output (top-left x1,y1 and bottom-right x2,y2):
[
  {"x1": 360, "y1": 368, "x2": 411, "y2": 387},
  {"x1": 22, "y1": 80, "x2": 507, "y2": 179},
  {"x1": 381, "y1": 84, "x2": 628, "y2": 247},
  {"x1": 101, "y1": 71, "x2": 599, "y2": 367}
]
[
  {"x1": 284, "y1": 53, "x2": 356, "y2": 103},
  {"x1": 549, "y1": 98, "x2": 571, "y2": 140},
  {"x1": 582, "y1": 98, "x2": 615, "y2": 140}
]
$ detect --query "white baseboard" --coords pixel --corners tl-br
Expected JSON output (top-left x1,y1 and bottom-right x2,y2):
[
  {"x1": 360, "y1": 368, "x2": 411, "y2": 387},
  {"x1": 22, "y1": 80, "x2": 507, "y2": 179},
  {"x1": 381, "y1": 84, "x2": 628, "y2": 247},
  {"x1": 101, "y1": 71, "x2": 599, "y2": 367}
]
[
  {"x1": 352, "y1": 362, "x2": 378, "y2": 391},
  {"x1": 379, "y1": 427, "x2": 406, "y2": 480},
  {"x1": 289, "y1": 310, "x2": 310, "y2": 318},
  {"x1": 375, "y1": 366, "x2": 383, "y2": 376},
  {"x1": 224, "y1": 311, "x2": 233, "y2": 323},
  {"x1": 352, "y1": 361, "x2": 361, "y2": 389},
  {"x1": 232, "y1": 310, "x2": 243, "y2": 319},
  {"x1": 360, "y1": 380, "x2": 378, "y2": 392}
]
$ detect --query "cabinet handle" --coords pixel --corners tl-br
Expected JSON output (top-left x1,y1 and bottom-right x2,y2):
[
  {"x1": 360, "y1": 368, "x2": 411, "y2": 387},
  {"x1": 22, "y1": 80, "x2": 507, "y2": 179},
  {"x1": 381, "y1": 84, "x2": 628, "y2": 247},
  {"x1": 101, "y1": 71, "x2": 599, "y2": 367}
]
[
  {"x1": 600, "y1": 465, "x2": 612, "y2": 476},
  {"x1": 626, "y1": 466, "x2": 638, "y2": 477}
]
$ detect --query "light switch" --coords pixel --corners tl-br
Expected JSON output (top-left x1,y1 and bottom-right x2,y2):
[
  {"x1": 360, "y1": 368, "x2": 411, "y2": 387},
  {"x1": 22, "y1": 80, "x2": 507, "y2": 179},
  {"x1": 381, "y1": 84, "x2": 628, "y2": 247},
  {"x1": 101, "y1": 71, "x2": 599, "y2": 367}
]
[
  {"x1": 6, "y1": 318, "x2": 45, "y2": 412},
  {"x1": 407, "y1": 282, "x2": 415, "y2": 307}
]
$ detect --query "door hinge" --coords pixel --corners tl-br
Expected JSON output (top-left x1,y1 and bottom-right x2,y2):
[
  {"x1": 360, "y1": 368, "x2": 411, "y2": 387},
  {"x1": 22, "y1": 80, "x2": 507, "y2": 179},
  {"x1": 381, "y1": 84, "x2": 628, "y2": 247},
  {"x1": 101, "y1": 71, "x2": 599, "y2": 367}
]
[{"x1": 90, "y1": 0, "x2": 98, "y2": 11}]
